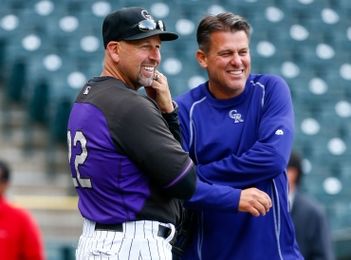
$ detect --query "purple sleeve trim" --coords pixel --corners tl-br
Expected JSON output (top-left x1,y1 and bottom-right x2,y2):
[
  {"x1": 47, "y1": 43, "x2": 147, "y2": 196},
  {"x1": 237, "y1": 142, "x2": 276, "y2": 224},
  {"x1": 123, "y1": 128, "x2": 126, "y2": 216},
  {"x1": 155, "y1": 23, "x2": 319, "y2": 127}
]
[{"x1": 164, "y1": 159, "x2": 193, "y2": 188}]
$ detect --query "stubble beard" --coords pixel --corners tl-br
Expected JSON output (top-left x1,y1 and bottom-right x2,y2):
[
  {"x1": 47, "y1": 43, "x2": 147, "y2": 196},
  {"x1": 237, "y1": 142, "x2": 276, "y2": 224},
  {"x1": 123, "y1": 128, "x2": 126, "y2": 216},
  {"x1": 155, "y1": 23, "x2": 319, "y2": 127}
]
[{"x1": 137, "y1": 72, "x2": 153, "y2": 87}]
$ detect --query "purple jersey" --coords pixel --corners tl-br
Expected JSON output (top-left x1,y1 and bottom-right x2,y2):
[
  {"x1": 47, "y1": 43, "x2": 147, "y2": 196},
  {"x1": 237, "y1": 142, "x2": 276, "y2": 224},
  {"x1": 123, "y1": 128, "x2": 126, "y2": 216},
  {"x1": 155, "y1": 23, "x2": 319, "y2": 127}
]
[{"x1": 67, "y1": 76, "x2": 196, "y2": 225}]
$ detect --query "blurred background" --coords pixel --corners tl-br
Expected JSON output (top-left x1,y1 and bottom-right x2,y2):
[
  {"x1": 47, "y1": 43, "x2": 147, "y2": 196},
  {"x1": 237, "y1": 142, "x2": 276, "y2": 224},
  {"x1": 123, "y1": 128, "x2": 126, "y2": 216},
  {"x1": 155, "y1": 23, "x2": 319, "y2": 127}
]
[{"x1": 0, "y1": 0, "x2": 350, "y2": 259}]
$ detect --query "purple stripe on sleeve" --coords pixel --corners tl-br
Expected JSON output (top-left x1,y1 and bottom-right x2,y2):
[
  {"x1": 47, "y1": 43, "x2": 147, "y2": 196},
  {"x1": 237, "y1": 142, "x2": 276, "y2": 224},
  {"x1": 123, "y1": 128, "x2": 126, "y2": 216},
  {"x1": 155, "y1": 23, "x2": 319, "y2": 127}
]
[{"x1": 163, "y1": 159, "x2": 194, "y2": 188}]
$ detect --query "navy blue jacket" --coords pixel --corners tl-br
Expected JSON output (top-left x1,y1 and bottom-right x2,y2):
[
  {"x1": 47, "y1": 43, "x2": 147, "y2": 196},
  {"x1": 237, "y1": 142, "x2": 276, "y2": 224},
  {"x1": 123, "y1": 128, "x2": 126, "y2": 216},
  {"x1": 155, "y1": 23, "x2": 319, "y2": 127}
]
[{"x1": 176, "y1": 74, "x2": 303, "y2": 260}]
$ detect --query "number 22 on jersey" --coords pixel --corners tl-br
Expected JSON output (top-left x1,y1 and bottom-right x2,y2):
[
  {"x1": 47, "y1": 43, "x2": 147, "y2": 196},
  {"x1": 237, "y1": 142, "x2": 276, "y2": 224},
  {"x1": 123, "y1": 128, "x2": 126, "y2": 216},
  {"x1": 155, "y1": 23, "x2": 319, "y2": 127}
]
[{"x1": 67, "y1": 130, "x2": 92, "y2": 188}]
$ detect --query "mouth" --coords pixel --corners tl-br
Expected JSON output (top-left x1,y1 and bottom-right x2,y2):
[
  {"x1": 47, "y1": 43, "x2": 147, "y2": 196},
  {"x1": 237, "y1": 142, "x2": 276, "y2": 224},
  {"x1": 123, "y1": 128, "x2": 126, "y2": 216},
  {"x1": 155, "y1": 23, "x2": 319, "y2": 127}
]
[
  {"x1": 227, "y1": 69, "x2": 244, "y2": 76},
  {"x1": 142, "y1": 66, "x2": 156, "y2": 78}
]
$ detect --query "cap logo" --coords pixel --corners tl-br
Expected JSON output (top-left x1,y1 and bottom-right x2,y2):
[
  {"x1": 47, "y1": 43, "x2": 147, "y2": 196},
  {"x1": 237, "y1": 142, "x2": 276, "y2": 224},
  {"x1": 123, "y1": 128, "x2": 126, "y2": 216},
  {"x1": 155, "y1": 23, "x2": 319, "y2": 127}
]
[{"x1": 141, "y1": 9, "x2": 152, "y2": 20}]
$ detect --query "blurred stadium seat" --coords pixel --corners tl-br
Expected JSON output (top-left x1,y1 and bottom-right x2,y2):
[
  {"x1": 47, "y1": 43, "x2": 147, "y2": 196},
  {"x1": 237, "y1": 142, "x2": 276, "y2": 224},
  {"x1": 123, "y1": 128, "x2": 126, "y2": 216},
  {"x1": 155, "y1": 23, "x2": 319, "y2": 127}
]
[
  {"x1": 4, "y1": 58, "x2": 27, "y2": 103},
  {"x1": 49, "y1": 96, "x2": 73, "y2": 144},
  {"x1": 0, "y1": 0, "x2": 350, "y2": 258},
  {"x1": 28, "y1": 78, "x2": 50, "y2": 125}
]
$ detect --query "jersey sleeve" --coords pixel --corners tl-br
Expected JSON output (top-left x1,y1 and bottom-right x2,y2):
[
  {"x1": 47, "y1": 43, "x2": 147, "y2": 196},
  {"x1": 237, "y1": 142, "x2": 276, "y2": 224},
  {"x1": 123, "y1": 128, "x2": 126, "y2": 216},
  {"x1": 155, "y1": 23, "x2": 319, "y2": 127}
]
[
  {"x1": 161, "y1": 101, "x2": 182, "y2": 143},
  {"x1": 196, "y1": 76, "x2": 295, "y2": 188}
]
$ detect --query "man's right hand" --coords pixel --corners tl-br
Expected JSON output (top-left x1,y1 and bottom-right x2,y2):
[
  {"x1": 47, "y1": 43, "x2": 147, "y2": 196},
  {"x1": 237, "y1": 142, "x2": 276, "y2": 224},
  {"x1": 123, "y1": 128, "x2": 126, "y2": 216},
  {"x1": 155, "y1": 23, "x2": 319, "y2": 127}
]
[{"x1": 238, "y1": 188, "x2": 272, "y2": 217}]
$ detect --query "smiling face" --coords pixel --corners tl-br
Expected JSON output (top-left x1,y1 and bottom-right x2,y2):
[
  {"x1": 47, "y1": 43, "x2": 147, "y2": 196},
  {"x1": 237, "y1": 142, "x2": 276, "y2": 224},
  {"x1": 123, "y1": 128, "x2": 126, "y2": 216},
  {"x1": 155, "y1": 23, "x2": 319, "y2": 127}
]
[
  {"x1": 196, "y1": 30, "x2": 251, "y2": 99},
  {"x1": 116, "y1": 35, "x2": 161, "y2": 89}
]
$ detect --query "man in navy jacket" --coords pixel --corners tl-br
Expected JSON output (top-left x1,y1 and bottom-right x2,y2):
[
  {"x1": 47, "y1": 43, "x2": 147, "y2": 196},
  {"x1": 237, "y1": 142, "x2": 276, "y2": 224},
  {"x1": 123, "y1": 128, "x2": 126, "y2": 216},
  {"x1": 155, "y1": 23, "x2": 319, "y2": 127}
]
[{"x1": 176, "y1": 12, "x2": 303, "y2": 259}]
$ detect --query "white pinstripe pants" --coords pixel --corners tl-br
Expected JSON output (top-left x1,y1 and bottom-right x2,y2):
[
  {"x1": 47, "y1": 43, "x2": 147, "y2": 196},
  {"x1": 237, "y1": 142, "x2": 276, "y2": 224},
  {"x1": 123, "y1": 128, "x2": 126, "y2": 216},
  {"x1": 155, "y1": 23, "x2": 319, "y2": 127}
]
[{"x1": 76, "y1": 218, "x2": 176, "y2": 260}]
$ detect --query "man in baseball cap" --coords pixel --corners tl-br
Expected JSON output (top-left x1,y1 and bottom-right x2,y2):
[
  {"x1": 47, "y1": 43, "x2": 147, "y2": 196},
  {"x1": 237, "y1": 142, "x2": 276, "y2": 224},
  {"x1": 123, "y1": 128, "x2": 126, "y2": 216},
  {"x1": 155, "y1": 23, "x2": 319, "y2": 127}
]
[
  {"x1": 70, "y1": 6, "x2": 188, "y2": 259},
  {"x1": 102, "y1": 6, "x2": 178, "y2": 48}
]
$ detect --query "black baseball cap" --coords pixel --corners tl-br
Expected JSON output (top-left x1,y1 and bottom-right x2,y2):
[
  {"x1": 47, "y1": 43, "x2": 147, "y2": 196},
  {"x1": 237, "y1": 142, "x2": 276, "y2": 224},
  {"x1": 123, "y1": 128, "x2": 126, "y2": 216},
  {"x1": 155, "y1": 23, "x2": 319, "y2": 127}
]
[{"x1": 102, "y1": 7, "x2": 178, "y2": 48}]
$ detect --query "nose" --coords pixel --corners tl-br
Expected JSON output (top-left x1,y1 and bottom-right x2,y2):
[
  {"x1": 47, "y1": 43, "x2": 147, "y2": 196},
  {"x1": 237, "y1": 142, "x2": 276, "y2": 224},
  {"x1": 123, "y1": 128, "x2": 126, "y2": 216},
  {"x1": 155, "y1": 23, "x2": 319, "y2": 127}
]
[
  {"x1": 150, "y1": 48, "x2": 161, "y2": 62},
  {"x1": 231, "y1": 53, "x2": 241, "y2": 66}
]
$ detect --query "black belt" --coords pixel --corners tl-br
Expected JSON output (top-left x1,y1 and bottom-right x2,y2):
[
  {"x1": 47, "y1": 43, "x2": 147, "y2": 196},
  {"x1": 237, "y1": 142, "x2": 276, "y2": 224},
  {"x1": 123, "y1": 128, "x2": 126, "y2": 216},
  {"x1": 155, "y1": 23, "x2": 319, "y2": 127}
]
[{"x1": 95, "y1": 223, "x2": 172, "y2": 239}]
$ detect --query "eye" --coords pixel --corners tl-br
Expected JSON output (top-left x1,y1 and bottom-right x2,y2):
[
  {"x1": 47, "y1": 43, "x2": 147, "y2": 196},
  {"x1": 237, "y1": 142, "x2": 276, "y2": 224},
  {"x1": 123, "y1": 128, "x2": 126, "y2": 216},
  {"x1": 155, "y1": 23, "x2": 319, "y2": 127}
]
[
  {"x1": 239, "y1": 49, "x2": 249, "y2": 56},
  {"x1": 141, "y1": 44, "x2": 151, "y2": 49},
  {"x1": 219, "y1": 51, "x2": 232, "y2": 57}
]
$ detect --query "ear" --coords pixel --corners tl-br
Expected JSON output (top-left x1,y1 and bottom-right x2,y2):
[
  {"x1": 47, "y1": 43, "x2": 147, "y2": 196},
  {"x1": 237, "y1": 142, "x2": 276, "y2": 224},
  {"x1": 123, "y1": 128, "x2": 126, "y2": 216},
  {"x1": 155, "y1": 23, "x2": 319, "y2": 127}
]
[
  {"x1": 196, "y1": 49, "x2": 208, "y2": 69},
  {"x1": 106, "y1": 41, "x2": 120, "y2": 63}
]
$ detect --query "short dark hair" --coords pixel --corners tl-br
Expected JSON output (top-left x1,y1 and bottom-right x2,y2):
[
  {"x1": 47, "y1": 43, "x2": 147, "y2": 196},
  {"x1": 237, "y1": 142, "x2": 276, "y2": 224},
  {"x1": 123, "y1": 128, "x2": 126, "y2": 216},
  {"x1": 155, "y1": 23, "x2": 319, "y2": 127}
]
[
  {"x1": 196, "y1": 12, "x2": 251, "y2": 53},
  {"x1": 288, "y1": 151, "x2": 303, "y2": 186},
  {"x1": 0, "y1": 160, "x2": 10, "y2": 183}
]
